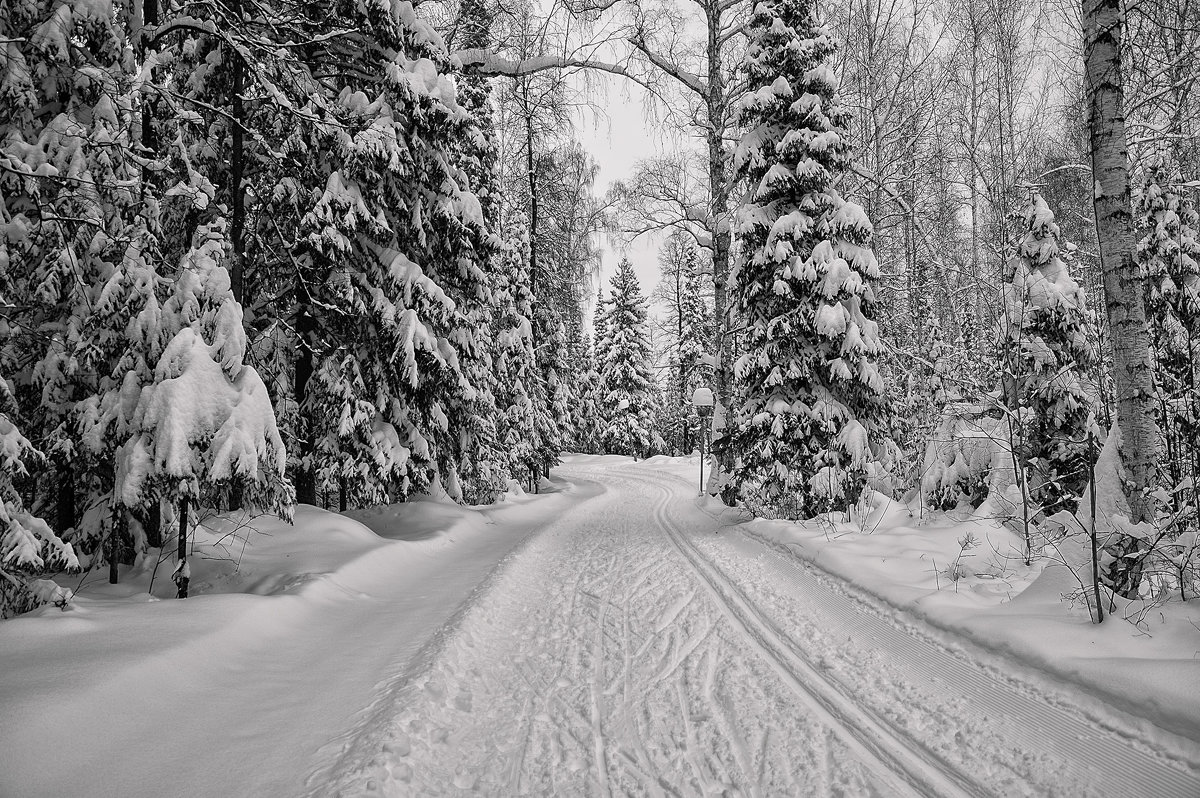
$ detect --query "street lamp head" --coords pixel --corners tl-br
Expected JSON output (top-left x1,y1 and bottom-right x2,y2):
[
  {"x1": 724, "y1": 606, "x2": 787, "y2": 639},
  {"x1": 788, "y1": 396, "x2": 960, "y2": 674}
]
[{"x1": 691, "y1": 387, "x2": 714, "y2": 418}]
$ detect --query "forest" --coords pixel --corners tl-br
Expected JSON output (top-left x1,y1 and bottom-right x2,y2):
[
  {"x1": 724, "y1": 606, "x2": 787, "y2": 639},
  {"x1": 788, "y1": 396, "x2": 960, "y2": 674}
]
[{"x1": 1, "y1": 0, "x2": 1197, "y2": 622}]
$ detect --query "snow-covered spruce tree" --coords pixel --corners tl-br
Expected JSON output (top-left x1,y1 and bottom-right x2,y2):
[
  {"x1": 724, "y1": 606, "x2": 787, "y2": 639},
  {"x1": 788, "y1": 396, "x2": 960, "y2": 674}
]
[
  {"x1": 1, "y1": 344, "x2": 78, "y2": 616},
  {"x1": 448, "y1": 0, "x2": 510, "y2": 503},
  {"x1": 571, "y1": 333, "x2": 606, "y2": 453},
  {"x1": 536, "y1": 314, "x2": 572, "y2": 476},
  {"x1": 678, "y1": 249, "x2": 714, "y2": 453},
  {"x1": 654, "y1": 236, "x2": 715, "y2": 455},
  {"x1": 679, "y1": 251, "x2": 714, "y2": 389},
  {"x1": 657, "y1": 358, "x2": 690, "y2": 455},
  {"x1": 572, "y1": 286, "x2": 611, "y2": 454},
  {"x1": 266, "y1": 0, "x2": 496, "y2": 507},
  {"x1": 1136, "y1": 156, "x2": 1200, "y2": 500},
  {"x1": 0, "y1": 0, "x2": 178, "y2": 563},
  {"x1": 104, "y1": 221, "x2": 291, "y2": 597},
  {"x1": 73, "y1": 203, "x2": 176, "y2": 577},
  {"x1": 998, "y1": 194, "x2": 1099, "y2": 516},
  {"x1": 723, "y1": 0, "x2": 889, "y2": 518},
  {"x1": 492, "y1": 236, "x2": 547, "y2": 488},
  {"x1": 597, "y1": 259, "x2": 661, "y2": 458}
]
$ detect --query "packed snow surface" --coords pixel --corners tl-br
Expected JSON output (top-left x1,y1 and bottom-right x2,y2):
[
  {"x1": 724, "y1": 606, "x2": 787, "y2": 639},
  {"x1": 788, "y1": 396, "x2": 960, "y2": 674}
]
[{"x1": 1, "y1": 456, "x2": 1198, "y2": 797}]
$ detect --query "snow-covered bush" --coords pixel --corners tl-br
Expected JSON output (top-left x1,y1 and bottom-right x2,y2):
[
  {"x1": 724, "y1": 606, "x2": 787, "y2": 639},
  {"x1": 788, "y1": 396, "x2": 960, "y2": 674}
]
[
  {"x1": 1, "y1": 375, "x2": 78, "y2": 617},
  {"x1": 921, "y1": 404, "x2": 1011, "y2": 510}
]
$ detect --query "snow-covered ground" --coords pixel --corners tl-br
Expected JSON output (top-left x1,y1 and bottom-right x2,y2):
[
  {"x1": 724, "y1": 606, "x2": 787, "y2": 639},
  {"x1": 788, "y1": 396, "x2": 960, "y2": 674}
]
[
  {"x1": 0, "y1": 479, "x2": 591, "y2": 797},
  {"x1": 1, "y1": 456, "x2": 1198, "y2": 797}
]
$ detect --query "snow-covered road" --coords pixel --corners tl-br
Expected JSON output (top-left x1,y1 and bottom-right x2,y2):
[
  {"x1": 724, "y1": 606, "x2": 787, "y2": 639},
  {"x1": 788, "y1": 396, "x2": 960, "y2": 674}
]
[{"x1": 320, "y1": 461, "x2": 1200, "y2": 797}]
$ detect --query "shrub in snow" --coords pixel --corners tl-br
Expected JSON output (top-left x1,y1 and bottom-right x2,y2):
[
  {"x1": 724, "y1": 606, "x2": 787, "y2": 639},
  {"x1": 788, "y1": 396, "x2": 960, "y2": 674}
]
[
  {"x1": 997, "y1": 193, "x2": 1099, "y2": 516},
  {"x1": 921, "y1": 405, "x2": 1012, "y2": 510},
  {"x1": 596, "y1": 259, "x2": 662, "y2": 458},
  {"x1": 723, "y1": 0, "x2": 891, "y2": 518},
  {"x1": 1166, "y1": 529, "x2": 1200, "y2": 601},
  {"x1": 1, "y1": 368, "x2": 78, "y2": 617}
]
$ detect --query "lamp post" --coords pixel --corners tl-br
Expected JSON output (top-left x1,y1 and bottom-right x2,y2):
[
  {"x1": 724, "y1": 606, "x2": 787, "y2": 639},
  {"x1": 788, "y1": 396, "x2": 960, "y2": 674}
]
[{"x1": 691, "y1": 387, "x2": 714, "y2": 496}]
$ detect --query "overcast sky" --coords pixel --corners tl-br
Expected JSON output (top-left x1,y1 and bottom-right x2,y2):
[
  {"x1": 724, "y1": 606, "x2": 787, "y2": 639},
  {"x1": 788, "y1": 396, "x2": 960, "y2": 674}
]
[{"x1": 571, "y1": 73, "x2": 681, "y2": 322}]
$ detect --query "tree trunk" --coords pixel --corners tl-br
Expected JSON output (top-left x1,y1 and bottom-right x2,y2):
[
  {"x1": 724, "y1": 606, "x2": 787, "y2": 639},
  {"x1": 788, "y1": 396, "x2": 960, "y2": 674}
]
[
  {"x1": 55, "y1": 462, "x2": 74, "y2": 535},
  {"x1": 175, "y1": 497, "x2": 189, "y2": 599},
  {"x1": 145, "y1": 500, "x2": 162, "y2": 549},
  {"x1": 293, "y1": 299, "x2": 317, "y2": 506},
  {"x1": 230, "y1": 36, "x2": 246, "y2": 304},
  {"x1": 705, "y1": 10, "x2": 734, "y2": 503},
  {"x1": 108, "y1": 507, "x2": 124, "y2": 584},
  {"x1": 1083, "y1": 0, "x2": 1159, "y2": 525}
]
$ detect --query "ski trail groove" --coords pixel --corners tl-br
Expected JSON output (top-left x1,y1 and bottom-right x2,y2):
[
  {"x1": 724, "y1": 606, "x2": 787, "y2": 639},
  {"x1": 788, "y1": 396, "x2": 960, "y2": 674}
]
[
  {"x1": 627, "y1": 462, "x2": 1200, "y2": 798},
  {"x1": 633, "y1": 471, "x2": 977, "y2": 798},
  {"x1": 315, "y1": 463, "x2": 1195, "y2": 797},
  {"x1": 736, "y1": 521, "x2": 1200, "y2": 791}
]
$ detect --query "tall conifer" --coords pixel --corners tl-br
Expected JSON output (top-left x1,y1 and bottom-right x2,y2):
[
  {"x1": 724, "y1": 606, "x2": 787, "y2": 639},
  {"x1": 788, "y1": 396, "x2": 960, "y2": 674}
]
[{"x1": 726, "y1": 0, "x2": 888, "y2": 517}]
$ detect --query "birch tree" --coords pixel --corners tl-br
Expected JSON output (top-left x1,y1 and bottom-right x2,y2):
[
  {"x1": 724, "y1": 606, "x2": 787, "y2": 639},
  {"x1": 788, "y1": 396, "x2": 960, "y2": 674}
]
[{"x1": 1084, "y1": 0, "x2": 1160, "y2": 595}]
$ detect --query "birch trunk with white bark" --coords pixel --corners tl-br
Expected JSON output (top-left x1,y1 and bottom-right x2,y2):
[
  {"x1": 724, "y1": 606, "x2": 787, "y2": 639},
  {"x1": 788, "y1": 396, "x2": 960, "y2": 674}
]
[{"x1": 1084, "y1": 0, "x2": 1159, "y2": 529}]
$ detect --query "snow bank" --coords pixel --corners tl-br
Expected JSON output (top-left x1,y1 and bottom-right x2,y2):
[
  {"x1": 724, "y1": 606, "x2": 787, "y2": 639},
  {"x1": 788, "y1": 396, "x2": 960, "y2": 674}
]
[{"x1": 0, "y1": 479, "x2": 583, "y2": 798}]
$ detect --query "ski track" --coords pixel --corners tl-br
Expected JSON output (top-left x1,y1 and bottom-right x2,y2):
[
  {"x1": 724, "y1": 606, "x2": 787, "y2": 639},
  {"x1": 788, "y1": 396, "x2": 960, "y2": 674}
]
[{"x1": 317, "y1": 462, "x2": 1200, "y2": 798}]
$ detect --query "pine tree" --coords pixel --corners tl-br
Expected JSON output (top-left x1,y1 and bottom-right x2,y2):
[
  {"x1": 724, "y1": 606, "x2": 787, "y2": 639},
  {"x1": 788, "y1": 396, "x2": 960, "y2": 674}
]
[
  {"x1": 597, "y1": 259, "x2": 660, "y2": 458},
  {"x1": 725, "y1": 0, "x2": 888, "y2": 518},
  {"x1": 998, "y1": 194, "x2": 1099, "y2": 516}
]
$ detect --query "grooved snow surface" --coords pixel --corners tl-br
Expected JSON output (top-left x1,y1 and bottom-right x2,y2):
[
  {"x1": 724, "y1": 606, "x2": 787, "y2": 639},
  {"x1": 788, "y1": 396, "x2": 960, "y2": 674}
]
[
  {"x1": 322, "y1": 462, "x2": 1199, "y2": 797},
  {"x1": 1, "y1": 458, "x2": 1198, "y2": 797}
]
